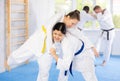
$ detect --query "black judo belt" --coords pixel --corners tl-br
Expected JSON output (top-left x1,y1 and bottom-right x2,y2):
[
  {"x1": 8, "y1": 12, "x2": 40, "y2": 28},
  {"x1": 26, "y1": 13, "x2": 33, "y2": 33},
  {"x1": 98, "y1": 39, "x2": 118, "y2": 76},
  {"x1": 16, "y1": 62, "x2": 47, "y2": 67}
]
[
  {"x1": 64, "y1": 40, "x2": 84, "y2": 76},
  {"x1": 101, "y1": 28, "x2": 114, "y2": 40}
]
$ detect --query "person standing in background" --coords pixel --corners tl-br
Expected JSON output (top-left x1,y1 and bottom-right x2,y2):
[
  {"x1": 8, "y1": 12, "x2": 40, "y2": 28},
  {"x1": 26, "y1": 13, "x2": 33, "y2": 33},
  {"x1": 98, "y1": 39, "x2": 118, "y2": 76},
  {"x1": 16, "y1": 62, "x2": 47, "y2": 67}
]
[
  {"x1": 77, "y1": 6, "x2": 95, "y2": 31},
  {"x1": 93, "y1": 5, "x2": 115, "y2": 66}
]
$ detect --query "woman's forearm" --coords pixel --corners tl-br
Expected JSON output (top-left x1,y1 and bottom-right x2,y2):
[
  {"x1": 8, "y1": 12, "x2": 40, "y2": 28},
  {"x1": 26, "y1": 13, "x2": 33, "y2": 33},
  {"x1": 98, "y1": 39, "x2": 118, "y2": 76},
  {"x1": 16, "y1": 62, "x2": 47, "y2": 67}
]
[{"x1": 52, "y1": 54, "x2": 58, "y2": 62}]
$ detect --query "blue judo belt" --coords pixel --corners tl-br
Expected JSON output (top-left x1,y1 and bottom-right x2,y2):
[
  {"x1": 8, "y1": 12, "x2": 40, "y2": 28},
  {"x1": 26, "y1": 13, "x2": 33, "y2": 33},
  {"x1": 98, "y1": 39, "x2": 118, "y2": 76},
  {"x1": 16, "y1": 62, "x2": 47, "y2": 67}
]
[{"x1": 64, "y1": 40, "x2": 84, "y2": 76}]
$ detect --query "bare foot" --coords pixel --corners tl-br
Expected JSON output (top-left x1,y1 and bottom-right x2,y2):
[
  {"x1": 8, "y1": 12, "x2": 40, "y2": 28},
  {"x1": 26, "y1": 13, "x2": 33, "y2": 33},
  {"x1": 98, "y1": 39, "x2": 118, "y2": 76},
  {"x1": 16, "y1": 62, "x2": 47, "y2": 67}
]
[
  {"x1": 101, "y1": 60, "x2": 106, "y2": 66},
  {"x1": 25, "y1": 60, "x2": 29, "y2": 64},
  {"x1": 4, "y1": 60, "x2": 11, "y2": 71}
]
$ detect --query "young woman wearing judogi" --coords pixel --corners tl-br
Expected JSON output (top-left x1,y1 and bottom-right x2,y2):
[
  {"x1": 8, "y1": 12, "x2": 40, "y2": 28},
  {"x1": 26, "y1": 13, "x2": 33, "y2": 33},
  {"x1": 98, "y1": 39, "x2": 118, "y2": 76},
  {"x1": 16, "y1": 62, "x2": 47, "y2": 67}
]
[
  {"x1": 5, "y1": 10, "x2": 98, "y2": 81},
  {"x1": 5, "y1": 22, "x2": 66, "y2": 81},
  {"x1": 50, "y1": 26, "x2": 99, "y2": 81},
  {"x1": 5, "y1": 10, "x2": 82, "y2": 81},
  {"x1": 37, "y1": 22, "x2": 67, "y2": 81},
  {"x1": 50, "y1": 10, "x2": 99, "y2": 81}
]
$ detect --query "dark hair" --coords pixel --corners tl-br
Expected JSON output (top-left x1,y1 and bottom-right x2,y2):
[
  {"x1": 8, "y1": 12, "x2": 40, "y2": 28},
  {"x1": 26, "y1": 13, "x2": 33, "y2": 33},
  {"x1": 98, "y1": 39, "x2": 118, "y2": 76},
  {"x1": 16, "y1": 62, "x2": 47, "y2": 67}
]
[
  {"x1": 93, "y1": 5, "x2": 101, "y2": 11},
  {"x1": 83, "y1": 6, "x2": 89, "y2": 13},
  {"x1": 66, "y1": 10, "x2": 80, "y2": 21},
  {"x1": 52, "y1": 22, "x2": 66, "y2": 35}
]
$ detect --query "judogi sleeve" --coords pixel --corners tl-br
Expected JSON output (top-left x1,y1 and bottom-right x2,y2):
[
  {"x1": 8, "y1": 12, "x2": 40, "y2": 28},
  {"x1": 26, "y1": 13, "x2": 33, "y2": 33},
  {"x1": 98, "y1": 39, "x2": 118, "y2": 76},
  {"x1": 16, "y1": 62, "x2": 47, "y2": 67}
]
[
  {"x1": 96, "y1": 10, "x2": 114, "y2": 29},
  {"x1": 97, "y1": 10, "x2": 109, "y2": 21},
  {"x1": 10, "y1": 12, "x2": 65, "y2": 56},
  {"x1": 56, "y1": 33, "x2": 82, "y2": 70},
  {"x1": 68, "y1": 28, "x2": 94, "y2": 49},
  {"x1": 45, "y1": 12, "x2": 65, "y2": 29},
  {"x1": 45, "y1": 12, "x2": 65, "y2": 49},
  {"x1": 86, "y1": 13, "x2": 95, "y2": 21}
]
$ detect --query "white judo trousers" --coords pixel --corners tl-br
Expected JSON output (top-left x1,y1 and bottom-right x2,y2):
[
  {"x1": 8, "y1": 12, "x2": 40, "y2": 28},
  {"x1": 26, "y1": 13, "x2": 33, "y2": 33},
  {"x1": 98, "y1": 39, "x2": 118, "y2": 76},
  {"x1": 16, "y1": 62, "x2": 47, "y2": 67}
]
[
  {"x1": 96, "y1": 29, "x2": 115, "y2": 62},
  {"x1": 8, "y1": 49, "x2": 53, "y2": 81},
  {"x1": 58, "y1": 51, "x2": 97, "y2": 81},
  {"x1": 96, "y1": 9, "x2": 115, "y2": 62},
  {"x1": 57, "y1": 28, "x2": 98, "y2": 81},
  {"x1": 37, "y1": 53, "x2": 52, "y2": 81},
  {"x1": 37, "y1": 42, "x2": 64, "y2": 81},
  {"x1": 7, "y1": 26, "x2": 53, "y2": 81}
]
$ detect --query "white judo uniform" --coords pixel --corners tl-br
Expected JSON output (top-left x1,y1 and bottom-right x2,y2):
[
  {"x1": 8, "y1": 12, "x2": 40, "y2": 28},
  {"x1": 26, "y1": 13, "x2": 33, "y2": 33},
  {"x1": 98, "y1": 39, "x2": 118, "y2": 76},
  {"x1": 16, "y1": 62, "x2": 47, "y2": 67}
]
[
  {"x1": 76, "y1": 10, "x2": 95, "y2": 30},
  {"x1": 57, "y1": 27, "x2": 98, "y2": 81},
  {"x1": 96, "y1": 9, "x2": 115, "y2": 62},
  {"x1": 7, "y1": 11, "x2": 97, "y2": 81}
]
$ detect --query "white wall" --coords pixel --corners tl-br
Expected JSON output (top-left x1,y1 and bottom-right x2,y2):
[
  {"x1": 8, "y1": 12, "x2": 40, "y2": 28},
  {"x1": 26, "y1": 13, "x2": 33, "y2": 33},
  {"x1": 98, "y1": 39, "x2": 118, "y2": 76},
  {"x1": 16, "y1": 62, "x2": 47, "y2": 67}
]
[
  {"x1": 83, "y1": 29, "x2": 120, "y2": 55},
  {"x1": 29, "y1": 0, "x2": 55, "y2": 32},
  {"x1": 0, "y1": 0, "x2": 55, "y2": 73},
  {"x1": 71, "y1": 0, "x2": 77, "y2": 10},
  {"x1": 0, "y1": 0, "x2": 6, "y2": 73}
]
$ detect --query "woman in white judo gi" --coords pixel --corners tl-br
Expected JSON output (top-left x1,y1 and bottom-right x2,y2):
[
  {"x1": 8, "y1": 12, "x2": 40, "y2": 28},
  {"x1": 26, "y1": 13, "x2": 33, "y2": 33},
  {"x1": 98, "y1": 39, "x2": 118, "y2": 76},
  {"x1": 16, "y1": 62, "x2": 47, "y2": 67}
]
[
  {"x1": 5, "y1": 10, "x2": 98, "y2": 81},
  {"x1": 36, "y1": 22, "x2": 67, "y2": 81},
  {"x1": 50, "y1": 28, "x2": 99, "y2": 81},
  {"x1": 93, "y1": 5, "x2": 115, "y2": 66},
  {"x1": 5, "y1": 22, "x2": 66, "y2": 81},
  {"x1": 5, "y1": 10, "x2": 82, "y2": 81},
  {"x1": 50, "y1": 10, "x2": 99, "y2": 81}
]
